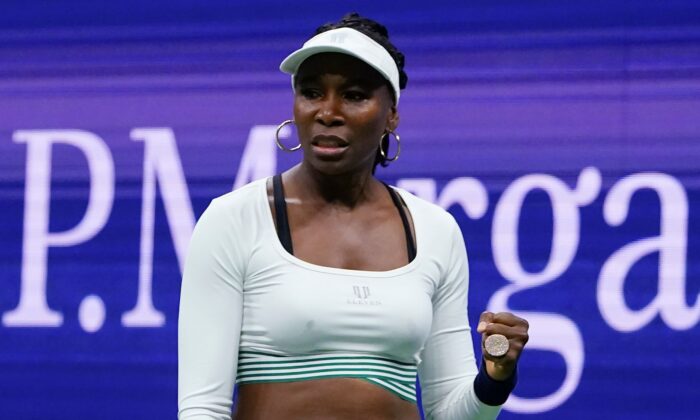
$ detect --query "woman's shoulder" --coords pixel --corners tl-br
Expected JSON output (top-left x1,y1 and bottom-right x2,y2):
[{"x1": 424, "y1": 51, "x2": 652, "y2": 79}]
[
  {"x1": 196, "y1": 178, "x2": 268, "y2": 228},
  {"x1": 209, "y1": 177, "x2": 267, "y2": 211}
]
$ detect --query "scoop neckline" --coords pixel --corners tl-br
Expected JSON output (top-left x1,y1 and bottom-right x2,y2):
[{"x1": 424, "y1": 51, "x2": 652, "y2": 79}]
[{"x1": 258, "y1": 177, "x2": 422, "y2": 277}]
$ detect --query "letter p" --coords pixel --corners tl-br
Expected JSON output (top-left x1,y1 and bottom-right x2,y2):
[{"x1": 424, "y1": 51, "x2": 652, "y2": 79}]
[{"x1": 3, "y1": 130, "x2": 114, "y2": 326}]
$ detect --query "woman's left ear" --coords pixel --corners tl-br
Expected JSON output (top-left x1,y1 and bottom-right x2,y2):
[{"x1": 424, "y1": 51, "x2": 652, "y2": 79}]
[{"x1": 387, "y1": 106, "x2": 400, "y2": 132}]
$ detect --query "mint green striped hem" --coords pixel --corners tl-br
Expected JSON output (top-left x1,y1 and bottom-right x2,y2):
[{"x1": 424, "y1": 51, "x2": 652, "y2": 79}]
[{"x1": 236, "y1": 351, "x2": 418, "y2": 403}]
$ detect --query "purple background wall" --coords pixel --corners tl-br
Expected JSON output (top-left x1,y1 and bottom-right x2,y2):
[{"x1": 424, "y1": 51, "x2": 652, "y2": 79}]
[{"x1": 1, "y1": 1, "x2": 699, "y2": 418}]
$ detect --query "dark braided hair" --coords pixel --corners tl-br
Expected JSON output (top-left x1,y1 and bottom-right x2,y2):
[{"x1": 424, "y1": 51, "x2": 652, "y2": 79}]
[{"x1": 315, "y1": 13, "x2": 407, "y2": 172}]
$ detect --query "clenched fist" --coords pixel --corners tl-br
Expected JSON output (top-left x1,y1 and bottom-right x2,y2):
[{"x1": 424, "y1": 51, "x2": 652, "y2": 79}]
[{"x1": 477, "y1": 311, "x2": 529, "y2": 381}]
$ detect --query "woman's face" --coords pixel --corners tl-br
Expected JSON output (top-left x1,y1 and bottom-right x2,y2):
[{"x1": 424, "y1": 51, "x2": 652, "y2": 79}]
[{"x1": 293, "y1": 52, "x2": 399, "y2": 176}]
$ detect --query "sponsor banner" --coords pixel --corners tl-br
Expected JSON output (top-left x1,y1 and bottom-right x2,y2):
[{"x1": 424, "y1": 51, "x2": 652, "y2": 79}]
[{"x1": 1, "y1": 2, "x2": 698, "y2": 419}]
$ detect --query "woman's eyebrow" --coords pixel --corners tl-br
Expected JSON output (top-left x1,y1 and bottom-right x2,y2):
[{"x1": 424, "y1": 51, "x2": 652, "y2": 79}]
[
  {"x1": 344, "y1": 78, "x2": 365, "y2": 86},
  {"x1": 343, "y1": 78, "x2": 383, "y2": 89}
]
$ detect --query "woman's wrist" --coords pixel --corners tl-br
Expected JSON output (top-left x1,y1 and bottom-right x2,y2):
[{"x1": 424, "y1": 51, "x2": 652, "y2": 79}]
[{"x1": 473, "y1": 358, "x2": 518, "y2": 406}]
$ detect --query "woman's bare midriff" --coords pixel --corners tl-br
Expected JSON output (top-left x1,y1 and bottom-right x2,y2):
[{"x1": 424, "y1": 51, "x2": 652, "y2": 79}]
[{"x1": 233, "y1": 378, "x2": 421, "y2": 420}]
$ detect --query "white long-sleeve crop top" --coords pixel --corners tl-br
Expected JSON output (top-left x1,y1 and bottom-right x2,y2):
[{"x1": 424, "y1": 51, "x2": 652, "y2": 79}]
[{"x1": 178, "y1": 178, "x2": 505, "y2": 419}]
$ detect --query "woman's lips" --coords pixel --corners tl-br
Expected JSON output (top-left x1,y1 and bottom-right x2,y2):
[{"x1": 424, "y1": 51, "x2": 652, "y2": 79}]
[
  {"x1": 312, "y1": 134, "x2": 349, "y2": 146},
  {"x1": 311, "y1": 143, "x2": 348, "y2": 158},
  {"x1": 311, "y1": 135, "x2": 349, "y2": 159}
]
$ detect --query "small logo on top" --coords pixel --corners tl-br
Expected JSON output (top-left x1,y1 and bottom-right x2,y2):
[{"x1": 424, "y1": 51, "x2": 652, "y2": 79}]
[{"x1": 347, "y1": 285, "x2": 381, "y2": 306}]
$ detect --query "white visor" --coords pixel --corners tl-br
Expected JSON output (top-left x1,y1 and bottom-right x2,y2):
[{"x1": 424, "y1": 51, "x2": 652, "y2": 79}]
[{"x1": 279, "y1": 27, "x2": 401, "y2": 104}]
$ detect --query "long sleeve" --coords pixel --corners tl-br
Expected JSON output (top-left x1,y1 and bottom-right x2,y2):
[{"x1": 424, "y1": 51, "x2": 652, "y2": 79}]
[
  {"x1": 178, "y1": 198, "x2": 246, "y2": 419},
  {"x1": 417, "y1": 218, "x2": 503, "y2": 420}
]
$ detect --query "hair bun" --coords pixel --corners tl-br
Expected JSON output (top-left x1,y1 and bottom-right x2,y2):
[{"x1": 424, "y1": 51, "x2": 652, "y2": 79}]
[{"x1": 314, "y1": 12, "x2": 407, "y2": 91}]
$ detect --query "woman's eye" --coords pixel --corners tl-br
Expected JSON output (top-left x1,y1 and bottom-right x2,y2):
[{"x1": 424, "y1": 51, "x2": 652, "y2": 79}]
[
  {"x1": 344, "y1": 91, "x2": 368, "y2": 101},
  {"x1": 299, "y1": 88, "x2": 321, "y2": 99}
]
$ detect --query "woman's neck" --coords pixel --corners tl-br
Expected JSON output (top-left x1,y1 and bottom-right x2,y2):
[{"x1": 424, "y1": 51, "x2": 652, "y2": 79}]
[{"x1": 288, "y1": 163, "x2": 380, "y2": 209}]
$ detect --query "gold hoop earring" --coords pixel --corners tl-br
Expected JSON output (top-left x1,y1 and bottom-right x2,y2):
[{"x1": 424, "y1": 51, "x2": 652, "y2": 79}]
[
  {"x1": 275, "y1": 119, "x2": 301, "y2": 152},
  {"x1": 379, "y1": 130, "x2": 400, "y2": 162}
]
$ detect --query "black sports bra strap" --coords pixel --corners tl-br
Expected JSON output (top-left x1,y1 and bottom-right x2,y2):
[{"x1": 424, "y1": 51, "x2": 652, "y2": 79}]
[
  {"x1": 383, "y1": 183, "x2": 417, "y2": 262},
  {"x1": 272, "y1": 174, "x2": 294, "y2": 254}
]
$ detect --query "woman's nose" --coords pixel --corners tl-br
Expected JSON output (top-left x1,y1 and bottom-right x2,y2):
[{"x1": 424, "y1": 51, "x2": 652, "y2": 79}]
[{"x1": 315, "y1": 95, "x2": 344, "y2": 127}]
